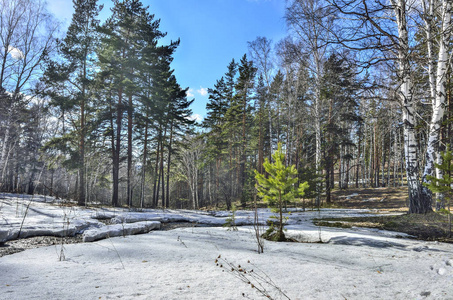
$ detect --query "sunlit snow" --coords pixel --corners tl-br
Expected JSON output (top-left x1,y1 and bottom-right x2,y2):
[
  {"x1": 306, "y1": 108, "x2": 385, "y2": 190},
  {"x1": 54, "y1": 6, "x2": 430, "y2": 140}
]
[{"x1": 1, "y1": 193, "x2": 453, "y2": 299}]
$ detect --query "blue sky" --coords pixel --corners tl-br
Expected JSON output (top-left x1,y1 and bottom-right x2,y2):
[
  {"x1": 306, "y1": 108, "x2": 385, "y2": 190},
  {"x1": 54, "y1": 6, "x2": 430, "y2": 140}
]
[{"x1": 47, "y1": 0, "x2": 288, "y2": 121}]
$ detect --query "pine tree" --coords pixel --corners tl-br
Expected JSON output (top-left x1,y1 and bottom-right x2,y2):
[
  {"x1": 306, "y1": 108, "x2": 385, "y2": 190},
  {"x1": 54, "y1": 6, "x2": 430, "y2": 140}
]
[
  {"x1": 42, "y1": 0, "x2": 101, "y2": 205},
  {"x1": 164, "y1": 80, "x2": 194, "y2": 208},
  {"x1": 254, "y1": 75, "x2": 268, "y2": 174},
  {"x1": 255, "y1": 143, "x2": 309, "y2": 241},
  {"x1": 320, "y1": 53, "x2": 361, "y2": 200},
  {"x1": 203, "y1": 59, "x2": 238, "y2": 208},
  {"x1": 235, "y1": 54, "x2": 257, "y2": 207},
  {"x1": 97, "y1": 0, "x2": 168, "y2": 206}
]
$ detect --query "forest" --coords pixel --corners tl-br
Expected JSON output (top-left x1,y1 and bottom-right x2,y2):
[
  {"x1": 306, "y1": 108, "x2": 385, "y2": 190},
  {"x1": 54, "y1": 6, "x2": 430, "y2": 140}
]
[{"x1": 1, "y1": 0, "x2": 452, "y2": 215}]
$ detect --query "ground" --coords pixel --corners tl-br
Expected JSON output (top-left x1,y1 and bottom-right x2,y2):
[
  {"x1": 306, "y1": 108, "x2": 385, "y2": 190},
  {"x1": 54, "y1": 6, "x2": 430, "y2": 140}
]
[
  {"x1": 331, "y1": 186, "x2": 409, "y2": 211},
  {"x1": 328, "y1": 187, "x2": 453, "y2": 242},
  {"x1": 0, "y1": 235, "x2": 82, "y2": 257},
  {"x1": 1, "y1": 191, "x2": 453, "y2": 299}
]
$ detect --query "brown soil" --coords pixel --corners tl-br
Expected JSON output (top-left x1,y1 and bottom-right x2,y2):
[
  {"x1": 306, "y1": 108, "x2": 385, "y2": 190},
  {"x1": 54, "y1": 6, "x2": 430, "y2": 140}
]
[
  {"x1": 0, "y1": 222, "x2": 210, "y2": 258},
  {"x1": 329, "y1": 186, "x2": 409, "y2": 211},
  {"x1": 314, "y1": 213, "x2": 453, "y2": 243},
  {"x1": 1, "y1": 187, "x2": 450, "y2": 258},
  {"x1": 315, "y1": 186, "x2": 453, "y2": 243},
  {"x1": 0, "y1": 235, "x2": 83, "y2": 258}
]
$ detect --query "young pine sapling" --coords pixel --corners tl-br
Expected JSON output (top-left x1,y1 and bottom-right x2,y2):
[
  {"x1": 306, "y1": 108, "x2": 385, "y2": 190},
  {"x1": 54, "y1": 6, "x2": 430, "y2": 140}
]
[{"x1": 255, "y1": 143, "x2": 309, "y2": 241}]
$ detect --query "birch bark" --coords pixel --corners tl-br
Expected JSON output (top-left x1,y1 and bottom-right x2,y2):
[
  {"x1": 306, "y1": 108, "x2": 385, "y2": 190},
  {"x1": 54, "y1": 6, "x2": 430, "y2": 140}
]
[
  {"x1": 421, "y1": 0, "x2": 452, "y2": 209},
  {"x1": 391, "y1": 0, "x2": 432, "y2": 213}
]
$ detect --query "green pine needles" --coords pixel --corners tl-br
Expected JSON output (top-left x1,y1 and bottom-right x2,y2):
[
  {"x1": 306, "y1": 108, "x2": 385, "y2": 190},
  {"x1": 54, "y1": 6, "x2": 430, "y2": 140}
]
[
  {"x1": 255, "y1": 143, "x2": 309, "y2": 241},
  {"x1": 424, "y1": 144, "x2": 453, "y2": 235},
  {"x1": 224, "y1": 204, "x2": 239, "y2": 231}
]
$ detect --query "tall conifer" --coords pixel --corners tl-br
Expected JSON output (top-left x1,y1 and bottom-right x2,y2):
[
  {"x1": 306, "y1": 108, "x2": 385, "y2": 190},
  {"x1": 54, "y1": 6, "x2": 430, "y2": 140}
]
[{"x1": 42, "y1": 0, "x2": 101, "y2": 205}]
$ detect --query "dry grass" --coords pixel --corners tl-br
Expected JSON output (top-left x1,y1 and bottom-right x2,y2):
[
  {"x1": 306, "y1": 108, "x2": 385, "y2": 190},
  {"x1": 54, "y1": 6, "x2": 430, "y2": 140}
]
[
  {"x1": 197, "y1": 186, "x2": 453, "y2": 243},
  {"x1": 313, "y1": 187, "x2": 453, "y2": 243},
  {"x1": 329, "y1": 186, "x2": 409, "y2": 211},
  {"x1": 315, "y1": 213, "x2": 453, "y2": 243}
]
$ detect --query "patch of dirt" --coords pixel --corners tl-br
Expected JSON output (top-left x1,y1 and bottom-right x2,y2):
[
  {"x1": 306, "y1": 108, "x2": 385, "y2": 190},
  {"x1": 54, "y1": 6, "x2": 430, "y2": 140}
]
[
  {"x1": 160, "y1": 222, "x2": 217, "y2": 231},
  {"x1": 311, "y1": 186, "x2": 453, "y2": 243},
  {"x1": 160, "y1": 222, "x2": 198, "y2": 231},
  {"x1": 0, "y1": 235, "x2": 83, "y2": 258},
  {"x1": 0, "y1": 222, "x2": 212, "y2": 257},
  {"x1": 330, "y1": 187, "x2": 409, "y2": 211},
  {"x1": 315, "y1": 213, "x2": 453, "y2": 243}
]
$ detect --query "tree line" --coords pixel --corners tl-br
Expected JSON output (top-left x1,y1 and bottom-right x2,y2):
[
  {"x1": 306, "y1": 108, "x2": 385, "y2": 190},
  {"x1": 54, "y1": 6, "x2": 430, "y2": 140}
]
[
  {"x1": 181, "y1": 0, "x2": 453, "y2": 213},
  {"x1": 0, "y1": 0, "x2": 452, "y2": 213},
  {"x1": 0, "y1": 0, "x2": 193, "y2": 208}
]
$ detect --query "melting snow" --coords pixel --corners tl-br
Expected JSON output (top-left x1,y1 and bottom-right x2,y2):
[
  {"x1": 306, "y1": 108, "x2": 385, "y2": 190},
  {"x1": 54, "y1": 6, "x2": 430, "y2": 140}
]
[{"x1": 1, "y1": 193, "x2": 453, "y2": 299}]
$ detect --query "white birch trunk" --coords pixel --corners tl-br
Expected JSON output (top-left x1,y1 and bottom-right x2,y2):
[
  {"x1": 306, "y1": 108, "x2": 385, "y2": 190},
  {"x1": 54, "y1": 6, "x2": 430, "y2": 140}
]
[
  {"x1": 0, "y1": 109, "x2": 12, "y2": 186},
  {"x1": 393, "y1": 126, "x2": 398, "y2": 187},
  {"x1": 422, "y1": 0, "x2": 451, "y2": 208},
  {"x1": 0, "y1": 127, "x2": 11, "y2": 185},
  {"x1": 314, "y1": 53, "x2": 322, "y2": 206},
  {"x1": 422, "y1": 0, "x2": 436, "y2": 102},
  {"x1": 363, "y1": 121, "x2": 367, "y2": 187},
  {"x1": 391, "y1": 0, "x2": 432, "y2": 213}
]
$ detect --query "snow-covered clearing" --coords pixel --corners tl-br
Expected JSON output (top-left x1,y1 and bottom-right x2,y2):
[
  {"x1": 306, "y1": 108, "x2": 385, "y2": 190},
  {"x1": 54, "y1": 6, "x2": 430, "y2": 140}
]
[{"x1": 1, "y1": 193, "x2": 453, "y2": 299}]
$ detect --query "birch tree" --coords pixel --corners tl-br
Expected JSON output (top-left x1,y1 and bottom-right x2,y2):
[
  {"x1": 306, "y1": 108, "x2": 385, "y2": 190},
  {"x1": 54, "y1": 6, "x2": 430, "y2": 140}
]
[
  {"x1": 248, "y1": 37, "x2": 274, "y2": 171},
  {"x1": 390, "y1": 0, "x2": 432, "y2": 213},
  {"x1": 285, "y1": 0, "x2": 334, "y2": 206},
  {"x1": 0, "y1": 0, "x2": 57, "y2": 188},
  {"x1": 420, "y1": 0, "x2": 452, "y2": 209},
  {"x1": 327, "y1": 0, "x2": 433, "y2": 213},
  {"x1": 181, "y1": 138, "x2": 202, "y2": 209}
]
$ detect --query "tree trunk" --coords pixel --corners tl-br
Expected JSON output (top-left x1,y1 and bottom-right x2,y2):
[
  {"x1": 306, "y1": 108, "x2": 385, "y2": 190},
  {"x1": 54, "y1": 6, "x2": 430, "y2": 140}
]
[
  {"x1": 0, "y1": 110, "x2": 12, "y2": 189},
  {"x1": 392, "y1": 0, "x2": 432, "y2": 213},
  {"x1": 78, "y1": 94, "x2": 86, "y2": 206},
  {"x1": 111, "y1": 91, "x2": 120, "y2": 207},
  {"x1": 140, "y1": 119, "x2": 149, "y2": 208},
  {"x1": 240, "y1": 94, "x2": 247, "y2": 208},
  {"x1": 127, "y1": 94, "x2": 133, "y2": 207},
  {"x1": 165, "y1": 119, "x2": 174, "y2": 208},
  {"x1": 152, "y1": 130, "x2": 162, "y2": 208},
  {"x1": 160, "y1": 146, "x2": 165, "y2": 207},
  {"x1": 422, "y1": 0, "x2": 451, "y2": 210}
]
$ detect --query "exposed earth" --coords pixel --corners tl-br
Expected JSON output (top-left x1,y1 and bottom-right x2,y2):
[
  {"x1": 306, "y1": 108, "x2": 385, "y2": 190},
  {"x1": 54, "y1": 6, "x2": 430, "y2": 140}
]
[
  {"x1": 0, "y1": 235, "x2": 82, "y2": 257},
  {"x1": 330, "y1": 186, "x2": 409, "y2": 211},
  {"x1": 328, "y1": 187, "x2": 453, "y2": 243},
  {"x1": 0, "y1": 222, "x2": 206, "y2": 257},
  {"x1": 1, "y1": 187, "x2": 451, "y2": 259},
  {"x1": 2, "y1": 192, "x2": 453, "y2": 299}
]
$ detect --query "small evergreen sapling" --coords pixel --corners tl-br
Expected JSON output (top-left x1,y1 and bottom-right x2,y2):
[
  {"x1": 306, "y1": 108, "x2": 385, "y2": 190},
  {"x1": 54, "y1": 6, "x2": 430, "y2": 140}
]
[
  {"x1": 254, "y1": 143, "x2": 309, "y2": 241},
  {"x1": 224, "y1": 204, "x2": 238, "y2": 231},
  {"x1": 424, "y1": 145, "x2": 453, "y2": 236}
]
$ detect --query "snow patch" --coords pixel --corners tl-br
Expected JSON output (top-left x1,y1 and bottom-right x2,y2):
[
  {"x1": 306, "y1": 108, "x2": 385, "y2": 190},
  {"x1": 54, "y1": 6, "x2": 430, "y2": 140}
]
[
  {"x1": 2, "y1": 193, "x2": 453, "y2": 299},
  {"x1": 338, "y1": 193, "x2": 359, "y2": 199},
  {"x1": 83, "y1": 221, "x2": 161, "y2": 242},
  {"x1": 438, "y1": 268, "x2": 447, "y2": 275}
]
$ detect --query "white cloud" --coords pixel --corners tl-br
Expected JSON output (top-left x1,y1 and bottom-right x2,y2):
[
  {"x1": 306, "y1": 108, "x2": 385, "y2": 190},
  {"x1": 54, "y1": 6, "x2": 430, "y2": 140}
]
[
  {"x1": 8, "y1": 46, "x2": 24, "y2": 60},
  {"x1": 187, "y1": 88, "x2": 194, "y2": 97},
  {"x1": 197, "y1": 87, "x2": 208, "y2": 96},
  {"x1": 188, "y1": 114, "x2": 203, "y2": 123}
]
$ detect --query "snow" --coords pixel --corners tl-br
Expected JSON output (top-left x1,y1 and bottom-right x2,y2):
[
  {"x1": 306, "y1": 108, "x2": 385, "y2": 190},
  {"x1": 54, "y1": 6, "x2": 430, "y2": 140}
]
[
  {"x1": 338, "y1": 193, "x2": 359, "y2": 199},
  {"x1": 1, "y1": 193, "x2": 453, "y2": 299},
  {"x1": 82, "y1": 221, "x2": 161, "y2": 242}
]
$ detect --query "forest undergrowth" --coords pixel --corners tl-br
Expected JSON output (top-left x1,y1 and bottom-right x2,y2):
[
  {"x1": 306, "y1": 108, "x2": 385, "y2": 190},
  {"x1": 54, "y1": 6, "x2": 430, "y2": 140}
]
[{"x1": 314, "y1": 187, "x2": 453, "y2": 243}]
